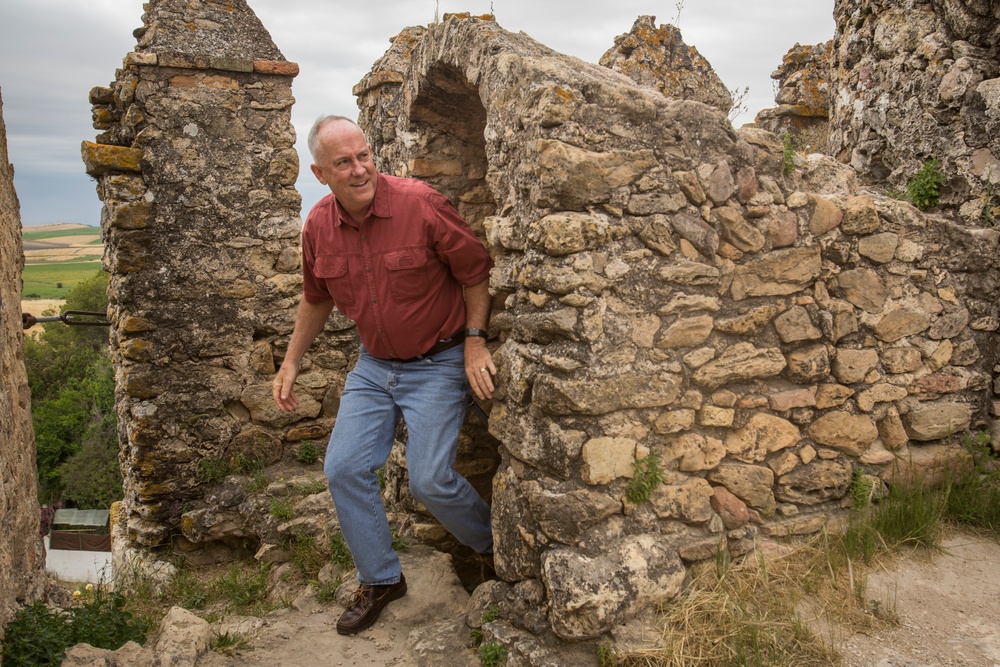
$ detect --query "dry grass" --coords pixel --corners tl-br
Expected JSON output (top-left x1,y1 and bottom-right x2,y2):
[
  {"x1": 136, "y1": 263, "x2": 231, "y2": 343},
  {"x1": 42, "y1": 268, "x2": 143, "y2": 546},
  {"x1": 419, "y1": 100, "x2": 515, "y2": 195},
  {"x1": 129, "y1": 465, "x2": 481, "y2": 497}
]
[{"x1": 614, "y1": 533, "x2": 899, "y2": 667}]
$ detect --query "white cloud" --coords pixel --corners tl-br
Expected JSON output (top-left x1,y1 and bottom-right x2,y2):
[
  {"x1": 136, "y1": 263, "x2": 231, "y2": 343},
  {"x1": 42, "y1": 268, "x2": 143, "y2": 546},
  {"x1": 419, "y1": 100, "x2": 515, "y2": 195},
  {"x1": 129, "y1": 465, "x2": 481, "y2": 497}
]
[{"x1": 0, "y1": 0, "x2": 833, "y2": 224}]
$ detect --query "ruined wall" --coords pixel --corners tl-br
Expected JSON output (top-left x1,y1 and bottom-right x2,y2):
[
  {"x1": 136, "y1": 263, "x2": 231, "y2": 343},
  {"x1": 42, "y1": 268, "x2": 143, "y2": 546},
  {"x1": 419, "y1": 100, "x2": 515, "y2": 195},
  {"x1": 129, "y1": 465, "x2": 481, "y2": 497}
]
[
  {"x1": 82, "y1": 0, "x2": 344, "y2": 554},
  {"x1": 82, "y1": 4, "x2": 1000, "y2": 655},
  {"x1": 355, "y1": 15, "x2": 998, "y2": 651},
  {"x1": 599, "y1": 16, "x2": 732, "y2": 113},
  {"x1": 0, "y1": 88, "x2": 46, "y2": 635},
  {"x1": 830, "y1": 0, "x2": 1000, "y2": 222},
  {"x1": 755, "y1": 41, "x2": 832, "y2": 154}
]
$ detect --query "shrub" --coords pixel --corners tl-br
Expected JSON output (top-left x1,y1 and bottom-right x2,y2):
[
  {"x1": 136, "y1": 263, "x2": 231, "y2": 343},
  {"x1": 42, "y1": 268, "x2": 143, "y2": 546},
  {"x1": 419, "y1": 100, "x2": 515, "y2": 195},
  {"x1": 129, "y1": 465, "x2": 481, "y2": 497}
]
[
  {"x1": 906, "y1": 159, "x2": 944, "y2": 211},
  {"x1": 197, "y1": 457, "x2": 229, "y2": 483},
  {"x1": 268, "y1": 497, "x2": 295, "y2": 521},
  {"x1": 231, "y1": 453, "x2": 265, "y2": 475},
  {"x1": 1, "y1": 584, "x2": 148, "y2": 666},
  {"x1": 329, "y1": 532, "x2": 354, "y2": 568},
  {"x1": 212, "y1": 563, "x2": 271, "y2": 613},
  {"x1": 478, "y1": 641, "x2": 507, "y2": 667},
  {"x1": 944, "y1": 431, "x2": 1000, "y2": 536}
]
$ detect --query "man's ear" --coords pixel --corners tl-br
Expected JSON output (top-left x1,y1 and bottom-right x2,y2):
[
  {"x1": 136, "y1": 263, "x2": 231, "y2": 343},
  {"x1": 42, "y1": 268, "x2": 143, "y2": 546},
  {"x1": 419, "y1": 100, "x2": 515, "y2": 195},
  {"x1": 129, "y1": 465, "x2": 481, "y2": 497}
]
[{"x1": 310, "y1": 163, "x2": 326, "y2": 185}]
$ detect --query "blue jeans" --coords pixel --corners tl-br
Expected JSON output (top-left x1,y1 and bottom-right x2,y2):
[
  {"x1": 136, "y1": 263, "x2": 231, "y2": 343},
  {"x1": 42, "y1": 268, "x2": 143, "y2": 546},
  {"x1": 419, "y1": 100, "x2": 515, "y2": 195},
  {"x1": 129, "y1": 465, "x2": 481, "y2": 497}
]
[{"x1": 324, "y1": 342, "x2": 494, "y2": 585}]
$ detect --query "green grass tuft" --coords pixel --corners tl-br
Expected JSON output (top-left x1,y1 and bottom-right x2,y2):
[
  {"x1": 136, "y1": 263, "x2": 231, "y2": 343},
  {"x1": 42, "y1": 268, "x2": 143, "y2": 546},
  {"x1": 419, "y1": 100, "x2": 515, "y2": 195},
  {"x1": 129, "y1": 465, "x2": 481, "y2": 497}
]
[{"x1": 626, "y1": 451, "x2": 663, "y2": 504}]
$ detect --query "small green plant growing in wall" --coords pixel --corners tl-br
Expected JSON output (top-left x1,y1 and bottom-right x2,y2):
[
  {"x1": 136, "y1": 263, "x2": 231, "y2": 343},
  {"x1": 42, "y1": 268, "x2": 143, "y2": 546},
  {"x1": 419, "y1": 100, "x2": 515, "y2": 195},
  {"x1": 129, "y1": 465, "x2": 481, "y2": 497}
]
[
  {"x1": 597, "y1": 640, "x2": 616, "y2": 666},
  {"x1": 268, "y1": 497, "x2": 295, "y2": 521},
  {"x1": 197, "y1": 457, "x2": 229, "y2": 483},
  {"x1": 782, "y1": 132, "x2": 796, "y2": 176},
  {"x1": 906, "y1": 159, "x2": 944, "y2": 211},
  {"x1": 980, "y1": 182, "x2": 998, "y2": 227},
  {"x1": 296, "y1": 441, "x2": 320, "y2": 464},
  {"x1": 626, "y1": 451, "x2": 663, "y2": 504},
  {"x1": 478, "y1": 641, "x2": 507, "y2": 667}
]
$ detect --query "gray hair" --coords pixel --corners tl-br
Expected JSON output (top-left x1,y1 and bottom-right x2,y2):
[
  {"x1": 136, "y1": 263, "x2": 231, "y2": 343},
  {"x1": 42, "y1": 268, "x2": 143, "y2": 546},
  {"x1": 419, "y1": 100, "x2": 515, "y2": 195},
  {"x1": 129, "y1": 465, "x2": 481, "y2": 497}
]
[{"x1": 307, "y1": 115, "x2": 360, "y2": 160}]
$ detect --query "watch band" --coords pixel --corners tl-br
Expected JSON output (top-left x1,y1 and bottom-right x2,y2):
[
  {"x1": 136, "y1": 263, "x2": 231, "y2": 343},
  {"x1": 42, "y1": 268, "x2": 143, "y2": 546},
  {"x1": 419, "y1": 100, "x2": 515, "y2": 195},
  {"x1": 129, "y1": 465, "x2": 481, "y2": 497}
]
[{"x1": 464, "y1": 328, "x2": 488, "y2": 339}]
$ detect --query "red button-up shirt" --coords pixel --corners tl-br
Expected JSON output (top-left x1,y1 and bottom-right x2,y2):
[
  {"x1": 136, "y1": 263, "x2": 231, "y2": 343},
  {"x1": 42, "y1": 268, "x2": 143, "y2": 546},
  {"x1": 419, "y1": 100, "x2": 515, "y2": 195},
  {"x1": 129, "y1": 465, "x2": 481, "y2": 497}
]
[{"x1": 302, "y1": 173, "x2": 493, "y2": 360}]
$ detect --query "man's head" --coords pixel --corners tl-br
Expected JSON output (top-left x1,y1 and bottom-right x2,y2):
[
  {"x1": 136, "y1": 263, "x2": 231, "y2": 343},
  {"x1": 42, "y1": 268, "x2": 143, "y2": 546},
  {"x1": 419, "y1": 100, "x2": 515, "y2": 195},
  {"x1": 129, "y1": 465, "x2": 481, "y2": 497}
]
[{"x1": 309, "y1": 116, "x2": 377, "y2": 221}]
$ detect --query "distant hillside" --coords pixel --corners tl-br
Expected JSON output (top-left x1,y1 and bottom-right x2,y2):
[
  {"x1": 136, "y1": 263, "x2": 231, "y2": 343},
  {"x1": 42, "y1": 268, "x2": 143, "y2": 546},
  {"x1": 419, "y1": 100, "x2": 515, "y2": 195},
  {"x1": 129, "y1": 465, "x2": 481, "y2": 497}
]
[{"x1": 21, "y1": 225, "x2": 104, "y2": 299}]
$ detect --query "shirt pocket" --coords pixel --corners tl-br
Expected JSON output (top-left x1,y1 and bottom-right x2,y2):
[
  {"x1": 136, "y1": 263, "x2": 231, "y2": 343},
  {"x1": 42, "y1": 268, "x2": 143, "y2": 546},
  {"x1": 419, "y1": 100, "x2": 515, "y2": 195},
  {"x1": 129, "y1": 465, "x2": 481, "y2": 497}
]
[
  {"x1": 313, "y1": 254, "x2": 355, "y2": 307},
  {"x1": 384, "y1": 248, "x2": 431, "y2": 302}
]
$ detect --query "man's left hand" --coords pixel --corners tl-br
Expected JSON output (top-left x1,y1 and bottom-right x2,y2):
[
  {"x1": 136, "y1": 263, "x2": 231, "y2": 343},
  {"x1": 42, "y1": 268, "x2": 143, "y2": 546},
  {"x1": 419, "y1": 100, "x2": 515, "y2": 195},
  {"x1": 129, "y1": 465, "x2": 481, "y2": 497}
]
[{"x1": 465, "y1": 338, "x2": 496, "y2": 400}]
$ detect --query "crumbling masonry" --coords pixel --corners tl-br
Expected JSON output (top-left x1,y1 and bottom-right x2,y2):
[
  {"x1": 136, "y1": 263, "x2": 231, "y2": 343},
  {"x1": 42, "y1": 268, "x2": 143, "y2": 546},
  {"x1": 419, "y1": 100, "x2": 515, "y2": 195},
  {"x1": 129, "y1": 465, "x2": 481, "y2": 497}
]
[
  {"x1": 78, "y1": 0, "x2": 998, "y2": 653},
  {"x1": 0, "y1": 88, "x2": 46, "y2": 639}
]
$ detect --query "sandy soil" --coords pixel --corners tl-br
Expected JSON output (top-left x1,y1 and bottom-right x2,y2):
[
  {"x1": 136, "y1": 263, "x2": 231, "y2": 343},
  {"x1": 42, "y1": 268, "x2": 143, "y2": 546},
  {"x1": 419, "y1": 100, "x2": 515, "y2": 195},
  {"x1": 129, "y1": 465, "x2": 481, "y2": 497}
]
[
  {"x1": 210, "y1": 533, "x2": 999, "y2": 667},
  {"x1": 215, "y1": 545, "x2": 480, "y2": 667},
  {"x1": 840, "y1": 532, "x2": 1000, "y2": 667}
]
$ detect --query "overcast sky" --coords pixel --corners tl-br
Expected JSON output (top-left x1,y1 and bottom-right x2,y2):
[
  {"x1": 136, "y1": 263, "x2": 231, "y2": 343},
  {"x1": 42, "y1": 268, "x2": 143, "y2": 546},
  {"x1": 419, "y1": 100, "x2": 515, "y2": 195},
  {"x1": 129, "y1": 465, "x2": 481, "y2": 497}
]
[{"x1": 0, "y1": 1, "x2": 833, "y2": 228}]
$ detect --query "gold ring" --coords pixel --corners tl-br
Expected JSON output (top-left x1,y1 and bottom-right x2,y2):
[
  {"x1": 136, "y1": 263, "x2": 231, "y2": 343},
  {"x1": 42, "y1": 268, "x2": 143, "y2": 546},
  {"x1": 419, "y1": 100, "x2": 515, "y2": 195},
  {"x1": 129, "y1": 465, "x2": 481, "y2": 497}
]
[{"x1": 480, "y1": 368, "x2": 487, "y2": 372}]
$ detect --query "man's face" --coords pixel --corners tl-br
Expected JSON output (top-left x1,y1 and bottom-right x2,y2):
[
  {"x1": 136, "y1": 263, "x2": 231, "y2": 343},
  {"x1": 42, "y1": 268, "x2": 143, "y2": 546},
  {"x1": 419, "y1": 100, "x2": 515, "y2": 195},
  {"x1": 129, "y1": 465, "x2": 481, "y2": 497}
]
[{"x1": 310, "y1": 121, "x2": 377, "y2": 220}]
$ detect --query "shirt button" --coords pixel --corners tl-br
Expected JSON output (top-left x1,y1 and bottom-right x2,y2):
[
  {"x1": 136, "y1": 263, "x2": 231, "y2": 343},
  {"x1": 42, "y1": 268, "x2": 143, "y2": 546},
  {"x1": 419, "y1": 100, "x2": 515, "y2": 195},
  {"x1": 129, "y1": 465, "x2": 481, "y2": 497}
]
[
  {"x1": 371, "y1": 297, "x2": 377, "y2": 303},
  {"x1": 361, "y1": 234, "x2": 367, "y2": 240},
  {"x1": 377, "y1": 329, "x2": 384, "y2": 334},
  {"x1": 366, "y1": 266, "x2": 372, "y2": 272}
]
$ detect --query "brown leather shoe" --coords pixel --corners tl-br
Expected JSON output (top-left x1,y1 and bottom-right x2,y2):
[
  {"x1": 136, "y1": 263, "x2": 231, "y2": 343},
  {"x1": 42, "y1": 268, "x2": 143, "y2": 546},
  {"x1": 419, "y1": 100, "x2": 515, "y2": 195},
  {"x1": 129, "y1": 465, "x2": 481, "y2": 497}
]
[{"x1": 336, "y1": 575, "x2": 407, "y2": 635}]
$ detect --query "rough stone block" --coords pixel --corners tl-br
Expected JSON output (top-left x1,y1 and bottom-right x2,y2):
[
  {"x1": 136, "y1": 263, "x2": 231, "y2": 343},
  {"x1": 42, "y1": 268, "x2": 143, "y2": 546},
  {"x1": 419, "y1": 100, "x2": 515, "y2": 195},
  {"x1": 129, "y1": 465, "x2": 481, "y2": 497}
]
[
  {"x1": 807, "y1": 411, "x2": 878, "y2": 456},
  {"x1": 581, "y1": 437, "x2": 636, "y2": 485},
  {"x1": 81, "y1": 140, "x2": 143, "y2": 176},
  {"x1": 904, "y1": 402, "x2": 972, "y2": 441}
]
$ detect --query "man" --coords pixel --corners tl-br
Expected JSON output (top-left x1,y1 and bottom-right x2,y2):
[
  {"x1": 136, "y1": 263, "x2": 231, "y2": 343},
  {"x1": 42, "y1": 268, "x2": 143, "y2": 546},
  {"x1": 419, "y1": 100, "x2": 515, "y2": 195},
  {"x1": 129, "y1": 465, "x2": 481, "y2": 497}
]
[{"x1": 272, "y1": 115, "x2": 496, "y2": 635}]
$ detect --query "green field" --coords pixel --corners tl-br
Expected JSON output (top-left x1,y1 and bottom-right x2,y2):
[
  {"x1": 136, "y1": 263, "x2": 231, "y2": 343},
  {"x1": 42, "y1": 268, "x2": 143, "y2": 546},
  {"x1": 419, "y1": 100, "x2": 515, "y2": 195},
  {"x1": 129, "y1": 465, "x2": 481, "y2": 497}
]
[
  {"x1": 21, "y1": 227, "x2": 102, "y2": 242},
  {"x1": 21, "y1": 261, "x2": 106, "y2": 299},
  {"x1": 21, "y1": 226, "x2": 106, "y2": 298}
]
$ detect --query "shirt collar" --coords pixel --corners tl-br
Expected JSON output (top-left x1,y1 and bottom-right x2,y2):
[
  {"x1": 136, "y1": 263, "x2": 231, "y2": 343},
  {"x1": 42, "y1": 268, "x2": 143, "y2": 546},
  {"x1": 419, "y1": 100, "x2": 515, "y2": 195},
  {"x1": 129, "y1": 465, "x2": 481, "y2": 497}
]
[{"x1": 332, "y1": 172, "x2": 389, "y2": 228}]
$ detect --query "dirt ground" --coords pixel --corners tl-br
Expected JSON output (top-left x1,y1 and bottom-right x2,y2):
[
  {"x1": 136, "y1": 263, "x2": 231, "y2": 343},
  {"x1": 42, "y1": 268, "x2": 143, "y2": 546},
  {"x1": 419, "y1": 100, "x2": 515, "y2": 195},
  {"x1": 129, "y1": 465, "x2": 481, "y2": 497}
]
[
  {"x1": 839, "y1": 532, "x2": 1000, "y2": 667},
  {"x1": 208, "y1": 532, "x2": 999, "y2": 667}
]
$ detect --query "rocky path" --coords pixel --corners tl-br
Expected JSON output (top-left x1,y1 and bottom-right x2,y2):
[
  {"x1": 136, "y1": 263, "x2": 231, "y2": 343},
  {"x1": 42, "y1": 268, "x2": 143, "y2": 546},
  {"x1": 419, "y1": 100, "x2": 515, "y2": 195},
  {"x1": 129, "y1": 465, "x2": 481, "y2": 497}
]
[
  {"x1": 230, "y1": 533, "x2": 1000, "y2": 667},
  {"x1": 65, "y1": 533, "x2": 1000, "y2": 666}
]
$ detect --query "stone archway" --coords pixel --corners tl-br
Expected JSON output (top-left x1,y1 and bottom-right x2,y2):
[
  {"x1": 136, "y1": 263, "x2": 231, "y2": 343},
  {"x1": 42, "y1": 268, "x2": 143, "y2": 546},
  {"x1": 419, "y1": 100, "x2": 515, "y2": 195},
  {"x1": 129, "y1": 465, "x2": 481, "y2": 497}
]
[
  {"x1": 408, "y1": 62, "x2": 497, "y2": 236},
  {"x1": 358, "y1": 45, "x2": 505, "y2": 574},
  {"x1": 354, "y1": 14, "x2": 999, "y2": 647}
]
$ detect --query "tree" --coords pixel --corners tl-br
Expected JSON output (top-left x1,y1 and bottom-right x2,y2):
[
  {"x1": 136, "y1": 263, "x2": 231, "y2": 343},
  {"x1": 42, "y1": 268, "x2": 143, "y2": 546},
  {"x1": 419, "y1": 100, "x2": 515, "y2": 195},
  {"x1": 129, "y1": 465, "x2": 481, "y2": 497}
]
[{"x1": 25, "y1": 271, "x2": 121, "y2": 506}]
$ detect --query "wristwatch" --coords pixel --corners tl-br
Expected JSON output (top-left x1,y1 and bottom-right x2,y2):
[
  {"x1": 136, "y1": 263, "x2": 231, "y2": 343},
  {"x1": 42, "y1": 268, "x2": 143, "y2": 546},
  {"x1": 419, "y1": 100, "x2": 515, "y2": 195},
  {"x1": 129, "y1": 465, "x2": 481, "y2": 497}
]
[{"x1": 464, "y1": 328, "x2": 488, "y2": 339}]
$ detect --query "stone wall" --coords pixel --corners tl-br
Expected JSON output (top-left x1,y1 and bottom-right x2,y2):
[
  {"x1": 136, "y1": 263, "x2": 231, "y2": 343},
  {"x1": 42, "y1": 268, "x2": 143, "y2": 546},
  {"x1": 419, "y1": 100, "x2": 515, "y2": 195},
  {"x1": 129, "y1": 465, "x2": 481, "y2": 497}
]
[
  {"x1": 81, "y1": 4, "x2": 1000, "y2": 656},
  {"x1": 755, "y1": 41, "x2": 832, "y2": 154},
  {"x1": 83, "y1": 0, "x2": 334, "y2": 554},
  {"x1": 354, "y1": 14, "x2": 998, "y2": 650},
  {"x1": 0, "y1": 88, "x2": 46, "y2": 636},
  {"x1": 829, "y1": 0, "x2": 1000, "y2": 223}
]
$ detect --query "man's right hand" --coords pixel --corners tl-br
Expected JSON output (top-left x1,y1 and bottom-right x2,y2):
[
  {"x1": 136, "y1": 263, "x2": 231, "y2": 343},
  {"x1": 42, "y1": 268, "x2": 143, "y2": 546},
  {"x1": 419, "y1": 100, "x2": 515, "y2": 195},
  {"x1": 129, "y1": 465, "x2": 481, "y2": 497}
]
[
  {"x1": 272, "y1": 363, "x2": 300, "y2": 412},
  {"x1": 272, "y1": 298, "x2": 335, "y2": 412}
]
